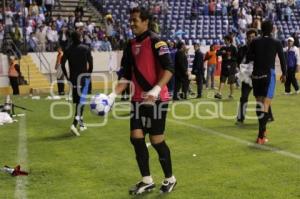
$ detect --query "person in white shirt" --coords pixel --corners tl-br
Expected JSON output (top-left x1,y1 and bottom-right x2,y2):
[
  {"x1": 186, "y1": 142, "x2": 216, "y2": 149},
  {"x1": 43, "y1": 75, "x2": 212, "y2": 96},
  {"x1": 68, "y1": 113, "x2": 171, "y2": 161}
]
[{"x1": 47, "y1": 25, "x2": 58, "y2": 51}]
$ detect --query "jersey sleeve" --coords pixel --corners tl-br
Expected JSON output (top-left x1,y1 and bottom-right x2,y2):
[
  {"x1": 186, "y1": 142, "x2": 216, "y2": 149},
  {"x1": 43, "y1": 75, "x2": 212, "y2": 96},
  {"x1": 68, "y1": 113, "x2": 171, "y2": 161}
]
[
  {"x1": 120, "y1": 41, "x2": 133, "y2": 80},
  {"x1": 151, "y1": 38, "x2": 174, "y2": 73}
]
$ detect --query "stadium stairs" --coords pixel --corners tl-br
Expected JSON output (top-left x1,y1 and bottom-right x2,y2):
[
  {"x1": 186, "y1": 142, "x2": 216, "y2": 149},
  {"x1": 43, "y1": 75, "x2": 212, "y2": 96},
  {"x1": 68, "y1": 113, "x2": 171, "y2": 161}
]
[
  {"x1": 19, "y1": 55, "x2": 52, "y2": 95},
  {"x1": 52, "y1": 0, "x2": 103, "y2": 26}
]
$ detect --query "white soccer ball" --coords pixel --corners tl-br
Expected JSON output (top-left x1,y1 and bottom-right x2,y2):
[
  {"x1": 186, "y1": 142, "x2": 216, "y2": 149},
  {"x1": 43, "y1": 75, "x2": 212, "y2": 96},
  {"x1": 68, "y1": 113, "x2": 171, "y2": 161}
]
[{"x1": 90, "y1": 93, "x2": 111, "y2": 116}]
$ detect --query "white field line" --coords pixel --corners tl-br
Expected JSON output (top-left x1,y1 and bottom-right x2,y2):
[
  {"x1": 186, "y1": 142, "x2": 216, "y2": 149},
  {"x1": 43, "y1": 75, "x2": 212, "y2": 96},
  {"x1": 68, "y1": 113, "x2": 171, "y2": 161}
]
[
  {"x1": 15, "y1": 116, "x2": 28, "y2": 199},
  {"x1": 168, "y1": 119, "x2": 300, "y2": 160}
]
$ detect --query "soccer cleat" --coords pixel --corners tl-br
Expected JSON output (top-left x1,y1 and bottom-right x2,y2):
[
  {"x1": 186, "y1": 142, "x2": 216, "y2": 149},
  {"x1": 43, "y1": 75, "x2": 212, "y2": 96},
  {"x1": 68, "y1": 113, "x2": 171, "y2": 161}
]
[
  {"x1": 214, "y1": 93, "x2": 222, "y2": 99},
  {"x1": 296, "y1": 90, "x2": 300, "y2": 94},
  {"x1": 79, "y1": 124, "x2": 87, "y2": 132},
  {"x1": 70, "y1": 125, "x2": 80, "y2": 136},
  {"x1": 235, "y1": 120, "x2": 243, "y2": 126},
  {"x1": 228, "y1": 95, "x2": 234, "y2": 99},
  {"x1": 159, "y1": 179, "x2": 177, "y2": 193},
  {"x1": 256, "y1": 136, "x2": 269, "y2": 145},
  {"x1": 284, "y1": 92, "x2": 291, "y2": 95},
  {"x1": 129, "y1": 181, "x2": 155, "y2": 195}
]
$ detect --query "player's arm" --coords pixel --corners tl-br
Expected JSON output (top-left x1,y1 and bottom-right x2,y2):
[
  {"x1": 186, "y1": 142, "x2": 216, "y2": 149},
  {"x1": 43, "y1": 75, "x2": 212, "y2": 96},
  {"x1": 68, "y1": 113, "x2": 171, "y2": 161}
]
[
  {"x1": 108, "y1": 42, "x2": 132, "y2": 102},
  {"x1": 145, "y1": 39, "x2": 174, "y2": 101},
  {"x1": 61, "y1": 50, "x2": 69, "y2": 80},
  {"x1": 87, "y1": 49, "x2": 93, "y2": 73},
  {"x1": 276, "y1": 41, "x2": 287, "y2": 82}
]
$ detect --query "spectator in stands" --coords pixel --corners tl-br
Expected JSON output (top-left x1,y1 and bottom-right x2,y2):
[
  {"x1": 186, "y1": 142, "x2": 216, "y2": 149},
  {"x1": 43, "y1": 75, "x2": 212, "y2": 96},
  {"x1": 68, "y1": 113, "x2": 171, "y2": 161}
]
[
  {"x1": 100, "y1": 36, "x2": 112, "y2": 51},
  {"x1": 4, "y1": 7, "x2": 14, "y2": 29},
  {"x1": 67, "y1": 15, "x2": 76, "y2": 31},
  {"x1": 45, "y1": 0, "x2": 55, "y2": 17},
  {"x1": 284, "y1": 5, "x2": 292, "y2": 21},
  {"x1": 55, "y1": 15, "x2": 65, "y2": 32},
  {"x1": 284, "y1": 37, "x2": 300, "y2": 94},
  {"x1": 10, "y1": 23, "x2": 23, "y2": 49},
  {"x1": 209, "y1": 0, "x2": 216, "y2": 15},
  {"x1": 205, "y1": 45, "x2": 218, "y2": 89},
  {"x1": 231, "y1": 0, "x2": 239, "y2": 28},
  {"x1": 59, "y1": 26, "x2": 70, "y2": 51},
  {"x1": 36, "y1": 24, "x2": 47, "y2": 51},
  {"x1": 75, "y1": 5, "x2": 84, "y2": 18},
  {"x1": 28, "y1": 32, "x2": 38, "y2": 52},
  {"x1": 47, "y1": 24, "x2": 59, "y2": 51},
  {"x1": 8, "y1": 56, "x2": 20, "y2": 95}
]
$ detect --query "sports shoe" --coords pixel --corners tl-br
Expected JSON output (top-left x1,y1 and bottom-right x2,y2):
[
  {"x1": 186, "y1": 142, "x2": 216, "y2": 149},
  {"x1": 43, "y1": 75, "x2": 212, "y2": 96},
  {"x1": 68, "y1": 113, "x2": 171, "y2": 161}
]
[
  {"x1": 214, "y1": 93, "x2": 222, "y2": 99},
  {"x1": 228, "y1": 95, "x2": 234, "y2": 99},
  {"x1": 129, "y1": 181, "x2": 155, "y2": 195},
  {"x1": 284, "y1": 92, "x2": 291, "y2": 95},
  {"x1": 296, "y1": 90, "x2": 300, "y2": 94},
  {"x1": 235, "y1": 120, "x2": 243, "y2": 126},
  {"x1": 70, "y1": 125, "x2": 80, "y2": 136},
  {"x1": 160, "y1": 178, "x2": 177, "y2": 193},
  {"x1": 256, "y1": 133, "x2": 269, "y2": 145},
  {"x1": 79, "y1": 124, "x2": 87, "y2": 131}
]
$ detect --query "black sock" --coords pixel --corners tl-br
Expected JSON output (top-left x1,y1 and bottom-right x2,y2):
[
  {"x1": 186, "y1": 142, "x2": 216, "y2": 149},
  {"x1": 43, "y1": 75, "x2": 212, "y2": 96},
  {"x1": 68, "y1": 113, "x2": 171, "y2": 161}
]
[
  {"x1": 130, "y1": 138, "x2": 150, "y2": 177},
  {"x1": 268, "y1": 106, "x2": 274, "y2": 120},
  {"x1": 73, "y1": 103, "x2": 84, "y2": 126},
  {"x1": 257, "y1": 111, "x2": 269, "y2": 138},
  {"x1": 152, "y1": 141, "x2": 173, "y2": 178}
]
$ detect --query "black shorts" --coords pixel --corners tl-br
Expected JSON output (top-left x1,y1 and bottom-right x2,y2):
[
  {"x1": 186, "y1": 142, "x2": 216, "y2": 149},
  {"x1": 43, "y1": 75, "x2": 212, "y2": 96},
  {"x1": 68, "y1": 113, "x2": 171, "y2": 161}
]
[
  {"x1": 220, "y1": 74, "x2": 236, "y2": 84},
  {"x1": 252, "y1": 69, "x2": 276, "y2": 98},
  {"x1": 130, "y1": 101, "x2": 169, "y2": 135},
  {"x1": 72, "y1": 77, "x2": 91, "y2": 104}
]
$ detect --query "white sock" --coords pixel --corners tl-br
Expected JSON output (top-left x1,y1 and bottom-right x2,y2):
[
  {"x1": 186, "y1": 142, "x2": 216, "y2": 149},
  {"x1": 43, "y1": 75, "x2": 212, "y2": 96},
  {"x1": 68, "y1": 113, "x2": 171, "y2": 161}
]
[
  {"x1": 165, "y1": 176, "x2": 176, "y2": 183},
  {"x1": 142, "y1": 176, "x2": 153, "y2": 184}
]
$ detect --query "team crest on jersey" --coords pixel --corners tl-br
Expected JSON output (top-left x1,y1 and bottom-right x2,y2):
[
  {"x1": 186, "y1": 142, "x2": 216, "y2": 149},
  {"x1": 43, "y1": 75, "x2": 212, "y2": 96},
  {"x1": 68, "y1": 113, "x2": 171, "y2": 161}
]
[
  {"x1": 158, "y1": 45, "x2": 170, "y2": 56},
  {"x1": 134, "y1": 44, "x2": 142, "y2": 55}
]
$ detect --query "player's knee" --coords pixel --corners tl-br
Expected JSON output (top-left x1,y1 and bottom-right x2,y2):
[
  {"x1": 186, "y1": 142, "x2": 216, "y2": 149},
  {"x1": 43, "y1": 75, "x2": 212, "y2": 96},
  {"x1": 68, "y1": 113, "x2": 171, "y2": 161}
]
[{"x1": 149, "y1": 135, "x2": 164, "y2": 145}]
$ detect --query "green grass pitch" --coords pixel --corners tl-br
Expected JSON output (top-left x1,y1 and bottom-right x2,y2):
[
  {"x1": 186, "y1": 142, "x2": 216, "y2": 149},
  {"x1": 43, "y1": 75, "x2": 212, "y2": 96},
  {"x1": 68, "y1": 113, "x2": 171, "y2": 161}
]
[{"x1": 0, "y1": 83, "x2": 300, "y2": 199}]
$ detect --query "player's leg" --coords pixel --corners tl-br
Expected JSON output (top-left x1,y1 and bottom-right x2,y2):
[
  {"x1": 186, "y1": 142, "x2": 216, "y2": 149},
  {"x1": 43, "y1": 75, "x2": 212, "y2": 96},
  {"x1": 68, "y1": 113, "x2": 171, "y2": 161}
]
[
  {"x1": 236, "y1": 82, "x2": 252, "y2": 124},
  {"x1": 149, "y1": 102, "x2": 176, "y2": 193},
  {"x1": 129, "y1": 102, "x2": 154, "y2": 195},
  {"x1": 215, "y1": 75, "x2": 226, "y2": 99}
]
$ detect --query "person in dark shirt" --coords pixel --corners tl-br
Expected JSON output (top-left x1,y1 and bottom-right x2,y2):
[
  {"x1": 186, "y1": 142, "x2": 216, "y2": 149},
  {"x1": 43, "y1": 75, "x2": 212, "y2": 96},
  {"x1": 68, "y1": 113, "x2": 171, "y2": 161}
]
[
  {"x1": 215, "y1": 35, "x2": 238, "y2": 99},
  {"x1": 236, "y1": 29, "x2": 274, "y2": 125},
  {"x1": 61, "y1": 31, "x2": 93, "y2": 136},
  {"x1": 104, "y1": 7, "x2": 176, "y2": 194},
  {"x1": 192, "y1": 43, "x2": 204, "y2": 98},
  {"x1": 174, "y1": 42, "x2": 189, "y2": 100},
  {"x1": 167, "y1": 41, "x2": 177, "y2": 97},
  {"x1": 247, "y1": 20, "x2": 287, "y2": 144}
]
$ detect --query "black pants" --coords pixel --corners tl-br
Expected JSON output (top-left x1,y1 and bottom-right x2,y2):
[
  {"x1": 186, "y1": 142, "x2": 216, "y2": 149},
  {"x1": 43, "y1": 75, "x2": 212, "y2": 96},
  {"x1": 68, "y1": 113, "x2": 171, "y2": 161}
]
[
  {"x1": 195, "y1": 74, "x2": 203, "y2": 97},
  {"x1": 9, "y1": 77, "x2": 19, "y2": 95},
  {"x1": 285, "y1": 67, "x2": 299, "y2": 93},
  {"x1": 174, "y1": 76, "x2": 189, "y2": 99},
  {"x1": 237, "y1": 82, "x2": 252, "y2": 122}
]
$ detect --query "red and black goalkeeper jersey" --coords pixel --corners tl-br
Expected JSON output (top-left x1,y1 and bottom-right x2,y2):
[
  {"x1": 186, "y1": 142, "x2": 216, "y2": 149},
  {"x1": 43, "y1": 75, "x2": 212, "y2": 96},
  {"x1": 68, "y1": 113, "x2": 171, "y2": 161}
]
[{"x1": 121, "y1": 30, "x2": 174, "y2": 102}]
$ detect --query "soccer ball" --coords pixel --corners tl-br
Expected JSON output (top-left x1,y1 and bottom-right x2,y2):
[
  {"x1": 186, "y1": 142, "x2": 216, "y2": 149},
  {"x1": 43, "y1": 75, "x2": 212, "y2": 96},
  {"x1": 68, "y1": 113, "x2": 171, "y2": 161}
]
[{"x1": 90, "y1": 93, "x2": 111, "y2": 116}]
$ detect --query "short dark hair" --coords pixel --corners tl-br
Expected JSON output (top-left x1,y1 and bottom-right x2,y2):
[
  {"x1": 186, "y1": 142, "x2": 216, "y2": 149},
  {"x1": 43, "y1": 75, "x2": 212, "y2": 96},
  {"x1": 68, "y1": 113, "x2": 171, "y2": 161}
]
[
  {"x1": 246, "y1": 28, "x2": 258, "y2": 37},
  {"x1": 130, "y1": 7, "x2": 152, "y2": 22},
  {"x1": 71, "y1": 31, "x2": 81, "y2": 44},
  {"x1": 177, "y1": 42, "x2": 185, "y2": 49},
  {"x1": 261, "y1": 20, "x2": 273, "y2": 36},
  {"x1": 224, "y1": 35, "x2": 233, "y2": 43}
]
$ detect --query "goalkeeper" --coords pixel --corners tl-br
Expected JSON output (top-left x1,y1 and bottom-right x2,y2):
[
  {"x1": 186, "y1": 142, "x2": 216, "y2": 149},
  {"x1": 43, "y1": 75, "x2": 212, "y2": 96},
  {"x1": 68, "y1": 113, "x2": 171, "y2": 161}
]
[{"x1": 106, "y1": 7, "x2": 176, "y2": 195}]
